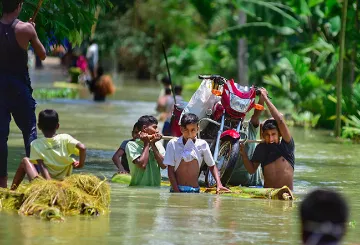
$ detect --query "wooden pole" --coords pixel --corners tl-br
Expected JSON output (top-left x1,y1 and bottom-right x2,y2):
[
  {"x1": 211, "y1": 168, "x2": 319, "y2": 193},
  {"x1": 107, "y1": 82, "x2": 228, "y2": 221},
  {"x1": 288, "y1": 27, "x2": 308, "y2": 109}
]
[
  {"x1": 161, "y1": 135, "x2": 263, "y2": 144},
  {"x1": 335, "y1": 0, "x2": 349, "y2": 137},
  {"x1": 31, "y1": 0, "x2": 44, "y2": 22}
]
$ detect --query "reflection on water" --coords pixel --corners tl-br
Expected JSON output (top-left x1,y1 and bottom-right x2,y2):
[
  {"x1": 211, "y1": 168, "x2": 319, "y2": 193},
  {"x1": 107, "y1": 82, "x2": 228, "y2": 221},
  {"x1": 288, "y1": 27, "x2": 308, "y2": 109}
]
[{"x1": 1, "y1": 64, "x2": 360, "y2": 244}]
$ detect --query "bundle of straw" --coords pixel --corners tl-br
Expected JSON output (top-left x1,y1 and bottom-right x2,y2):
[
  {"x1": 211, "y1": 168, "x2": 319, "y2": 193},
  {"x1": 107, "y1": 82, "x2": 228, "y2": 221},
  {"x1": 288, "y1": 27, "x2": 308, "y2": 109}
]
[{"x1": 0, "y1": 174, "x2": 110, "y2": 221}]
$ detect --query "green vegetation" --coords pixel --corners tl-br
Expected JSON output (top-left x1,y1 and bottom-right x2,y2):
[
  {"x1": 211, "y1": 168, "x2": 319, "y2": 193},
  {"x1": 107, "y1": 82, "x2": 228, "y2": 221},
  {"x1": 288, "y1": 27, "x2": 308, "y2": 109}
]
[
  {"x1": 33, "y1": 88, "x2": 78, "y2": 100},
  {"x1": 95, "y1": 0, "x2": 360, "y2": 141},
  {"x1": 1, "y1": 0, "x2": 112, "y2": 45}
]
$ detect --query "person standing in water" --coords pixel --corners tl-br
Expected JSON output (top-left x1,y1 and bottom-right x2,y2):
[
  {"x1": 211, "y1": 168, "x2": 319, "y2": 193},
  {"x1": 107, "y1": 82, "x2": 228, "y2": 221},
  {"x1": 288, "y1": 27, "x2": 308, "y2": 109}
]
[{"x1": 0, "y1": 0, "x2": 46, "y2": 188}]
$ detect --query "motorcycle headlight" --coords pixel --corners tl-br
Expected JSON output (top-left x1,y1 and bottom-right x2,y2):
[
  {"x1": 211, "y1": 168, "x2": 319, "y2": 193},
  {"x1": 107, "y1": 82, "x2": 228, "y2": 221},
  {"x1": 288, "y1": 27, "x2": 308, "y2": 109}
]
[{"x1": 229, "y1": 93, "x2": 252, "y2": 113}]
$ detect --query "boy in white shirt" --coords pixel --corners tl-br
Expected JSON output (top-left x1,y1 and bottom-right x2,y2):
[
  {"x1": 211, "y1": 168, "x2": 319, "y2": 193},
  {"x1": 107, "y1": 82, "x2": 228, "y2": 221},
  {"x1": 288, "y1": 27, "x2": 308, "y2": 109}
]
[{"x1": 164, "y1": 113, "x2": 230, "y2": 193}]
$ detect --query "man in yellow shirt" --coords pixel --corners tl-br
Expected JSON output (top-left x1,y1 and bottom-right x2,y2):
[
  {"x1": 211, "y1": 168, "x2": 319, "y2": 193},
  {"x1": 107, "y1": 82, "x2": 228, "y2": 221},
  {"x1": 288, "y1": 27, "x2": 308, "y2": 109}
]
[{"x1": 11, "y1": 109, "x2": 86, "y2": 190}]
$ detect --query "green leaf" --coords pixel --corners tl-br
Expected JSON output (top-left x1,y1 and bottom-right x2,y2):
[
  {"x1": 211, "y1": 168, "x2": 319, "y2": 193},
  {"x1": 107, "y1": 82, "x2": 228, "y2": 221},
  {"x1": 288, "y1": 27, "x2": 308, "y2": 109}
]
[
  {"x1": 329, "y1": 16, "x2": 341, "y2": 36},
  {"x1": 308, "y1": 0, "x2": 324, "y2": 8}
]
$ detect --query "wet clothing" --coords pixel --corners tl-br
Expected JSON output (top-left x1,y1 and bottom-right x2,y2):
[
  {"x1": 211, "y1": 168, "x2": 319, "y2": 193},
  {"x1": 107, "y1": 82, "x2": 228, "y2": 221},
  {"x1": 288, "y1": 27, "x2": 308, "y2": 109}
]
[
  {"x1": 164, "y1": 137, "x2": 215, "y2": 171},
  {"x1": 228, "y1": 122, "x2": 263, "y2": 187},
  {"x1": 0, "y1": 19, "x2": 36, "y2": 177},
  {"x1": 29, "y1": 134, "x2": 80, "y2": 180},
  {"x1": 125, "y1": 140, "x2": 165, "y2": 186},
  {"x1": 119, "y1": 139, "x2": 132, "y2": 172},
  {"x1": 251, "y1": 138, "x2": 295, "y2": 171},
  {"x1": 170, "y1": 185, "x2": 200, "y2": 193}
]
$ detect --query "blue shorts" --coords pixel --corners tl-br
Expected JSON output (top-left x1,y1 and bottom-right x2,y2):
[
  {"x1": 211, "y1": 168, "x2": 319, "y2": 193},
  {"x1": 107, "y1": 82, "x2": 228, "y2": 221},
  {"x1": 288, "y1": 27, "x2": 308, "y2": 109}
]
[
  {"x1": 170, "y1": 185, "x2": 200, "y2": 193},
  {"x1": 0, "y1": 72, "x2": 37, "y2": 176}
]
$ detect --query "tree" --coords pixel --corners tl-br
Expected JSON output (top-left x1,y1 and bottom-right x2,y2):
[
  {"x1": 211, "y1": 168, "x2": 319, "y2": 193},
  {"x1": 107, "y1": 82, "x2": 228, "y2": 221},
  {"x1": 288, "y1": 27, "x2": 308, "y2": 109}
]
[
  {"x1": 335, "y1": 0, "x2": 349, "y2": 137},
  {"x1": 1, "y1": 0, "x2": 112, "y2": 46}
]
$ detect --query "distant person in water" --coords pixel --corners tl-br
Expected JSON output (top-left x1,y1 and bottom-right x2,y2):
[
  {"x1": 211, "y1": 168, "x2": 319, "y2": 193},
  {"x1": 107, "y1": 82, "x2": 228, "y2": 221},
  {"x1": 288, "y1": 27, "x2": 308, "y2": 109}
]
[
  {"x1": 112, "y1": 122, "x2": 140, "y2": 174},
  {"x1": 87, "y1": 66, "x2": 116, "y2": 102},
  {"x1": 300, "y1": 189, "x2": 349, "y2": 245},
  {"x1": 11, "y1": 109, "x2": 86, "y2": 190}
]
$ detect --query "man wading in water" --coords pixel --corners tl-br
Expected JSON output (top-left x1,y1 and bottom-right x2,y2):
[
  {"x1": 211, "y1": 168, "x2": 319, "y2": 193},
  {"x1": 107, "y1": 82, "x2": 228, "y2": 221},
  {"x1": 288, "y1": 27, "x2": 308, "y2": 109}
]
[{"x1": 0, "y1": 0, "x2": 46, "y2": 188}]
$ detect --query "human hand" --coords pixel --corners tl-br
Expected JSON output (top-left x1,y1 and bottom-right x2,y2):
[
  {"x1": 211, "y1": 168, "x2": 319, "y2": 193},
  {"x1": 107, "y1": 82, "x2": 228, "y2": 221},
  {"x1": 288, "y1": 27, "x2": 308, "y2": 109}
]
[
  {"x1": 150, "y1": 133, "x2": 162, "y2": 144},
  {"x1": 259, "y1": 87, "x2": 269, "y2": 100},
  {"x1": 72, "y1": 161, "x2": 80, "y2": 168},
  {"x1": 28, "y1": 18, "x2": 35, "y2": 28},
  {"x1": 117, "y1": 170, "x2": 129, "y2": 174},
  {"x1": 216, "y1": 185, "x2": 231, "y2": 194},
  {"x1": 139, "y1": 132, "x2": 150, "y2": 144}
]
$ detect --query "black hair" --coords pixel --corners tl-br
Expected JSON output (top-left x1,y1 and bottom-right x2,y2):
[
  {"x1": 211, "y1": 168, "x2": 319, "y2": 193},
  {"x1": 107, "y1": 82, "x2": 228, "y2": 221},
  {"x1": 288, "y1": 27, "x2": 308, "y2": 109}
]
[
  {"x1": 262, "y1": 119, "x2": 279, "y2": 132},
  {"x1": 38, "y1": 109, "x2": 59, "y2": 132},
  {"x1": 174, "y1": 85, "x2": 182, "y2": 95},
  {"x1": 165, "y1": 88, "x2": 172, "y2": 95},
  {"x1": 137, "y1": 115, "x2": 158, "y2": 130},
  {"x1": 132, "y1": 121, "x2": 140, "y2": 132},
  {"x1": 300, "y1": 189, "x2": 349, "y2": 243},
  {"x1": 1, "y1": 0, "x2": 23, "y2": 13},
  {"x1": 161, "y1": 77, "x2": 171, "y2": 86},
  {"x1": 180, "y1": 113, "x2": 199, "y2": 127},
  {"x1": 97, "y1": 66, "x2": 104, "y2": 77}
]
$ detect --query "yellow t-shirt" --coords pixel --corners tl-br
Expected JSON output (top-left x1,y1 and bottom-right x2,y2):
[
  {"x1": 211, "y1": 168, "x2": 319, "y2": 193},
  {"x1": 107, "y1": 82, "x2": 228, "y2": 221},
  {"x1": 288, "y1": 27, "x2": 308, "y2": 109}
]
[{"x1": 29, "y1": 134, "x2": 80, "y2": 180}]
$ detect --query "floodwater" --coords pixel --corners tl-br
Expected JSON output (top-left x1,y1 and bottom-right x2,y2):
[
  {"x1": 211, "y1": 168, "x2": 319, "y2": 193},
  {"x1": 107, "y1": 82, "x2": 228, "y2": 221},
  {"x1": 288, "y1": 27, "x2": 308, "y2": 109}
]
[{"x1": 1, "y1": 59, "x2": 359, "y2": 245}]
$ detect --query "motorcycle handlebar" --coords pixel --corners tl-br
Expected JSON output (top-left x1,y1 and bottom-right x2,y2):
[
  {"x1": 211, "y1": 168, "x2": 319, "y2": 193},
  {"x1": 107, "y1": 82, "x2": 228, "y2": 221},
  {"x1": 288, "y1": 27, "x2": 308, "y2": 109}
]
[{"x1": 198, "y1": 75, "x2": 226, "y2": 85}]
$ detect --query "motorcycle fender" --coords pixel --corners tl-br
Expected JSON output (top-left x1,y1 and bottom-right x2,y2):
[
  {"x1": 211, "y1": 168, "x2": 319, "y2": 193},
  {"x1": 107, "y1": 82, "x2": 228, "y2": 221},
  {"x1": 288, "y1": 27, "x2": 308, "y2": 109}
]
[{"x1": 220, "y1": 130, "x2": 240, "y2": 139}]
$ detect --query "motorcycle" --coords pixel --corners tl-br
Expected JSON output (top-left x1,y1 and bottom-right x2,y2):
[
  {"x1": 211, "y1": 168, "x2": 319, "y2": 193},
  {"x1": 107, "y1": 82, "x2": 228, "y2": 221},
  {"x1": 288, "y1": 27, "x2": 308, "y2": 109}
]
[{"x1": 170, "y1": 75, "x2": 264, "y2": 187}]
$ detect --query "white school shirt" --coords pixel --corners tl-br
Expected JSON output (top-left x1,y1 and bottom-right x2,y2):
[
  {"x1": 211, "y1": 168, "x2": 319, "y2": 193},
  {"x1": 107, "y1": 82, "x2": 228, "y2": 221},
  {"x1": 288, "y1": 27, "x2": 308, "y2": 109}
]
[{"x1": 164, "y1": 136, "x2": 215, "y2": 171}]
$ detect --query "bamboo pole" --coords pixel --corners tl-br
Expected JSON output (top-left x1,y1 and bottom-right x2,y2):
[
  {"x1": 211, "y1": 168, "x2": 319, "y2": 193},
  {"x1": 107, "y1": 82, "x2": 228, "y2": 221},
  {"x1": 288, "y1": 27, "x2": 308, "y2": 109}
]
[
  {"x1": 31, "y1": 0, "x2": 44, "y2": 22},
  {"x1": 161, "y1": 135, "x2": 263, "y2": 144},
  {"x1": 335, "y1": 0, "x2": 349, "y2": 137}
]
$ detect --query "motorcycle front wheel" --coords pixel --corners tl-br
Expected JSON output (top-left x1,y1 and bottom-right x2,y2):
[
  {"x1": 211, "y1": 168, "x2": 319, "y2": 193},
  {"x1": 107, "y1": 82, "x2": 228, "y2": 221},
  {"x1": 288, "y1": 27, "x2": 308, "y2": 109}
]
[{"x1": 205, "y1": 138, "x2": 240, "y2": 187}]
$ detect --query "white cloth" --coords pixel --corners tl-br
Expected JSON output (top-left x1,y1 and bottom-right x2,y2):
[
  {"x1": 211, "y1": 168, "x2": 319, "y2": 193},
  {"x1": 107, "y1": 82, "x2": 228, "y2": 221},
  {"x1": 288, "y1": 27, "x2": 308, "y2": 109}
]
[
  {"x1": 86, "y1": 43, "x2": 99, "y2": 66},
  {"x1": 164, "y1": 136, "x2": 215, "y2": 171}
]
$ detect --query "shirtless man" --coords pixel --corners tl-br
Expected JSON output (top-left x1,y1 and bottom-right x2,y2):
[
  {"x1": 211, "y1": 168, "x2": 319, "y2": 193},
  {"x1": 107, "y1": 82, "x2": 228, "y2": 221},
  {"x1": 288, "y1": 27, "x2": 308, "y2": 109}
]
[
  {"x1": 164, "y1": 113, "x2": 230, "y2": 193},
  {"x1": 240, "y1": 88, "x2": 295, "y2": 190},
  {"x1": 0, "y1": 0, "x2": 46, "y2": 187}
]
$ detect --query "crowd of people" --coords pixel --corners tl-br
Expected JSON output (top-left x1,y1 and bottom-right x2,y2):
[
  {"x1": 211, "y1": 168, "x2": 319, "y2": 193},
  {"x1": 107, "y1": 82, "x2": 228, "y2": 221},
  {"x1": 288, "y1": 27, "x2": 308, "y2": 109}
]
[{"x1": 0, "y1": 1, "x2": 352, "y2": 244}]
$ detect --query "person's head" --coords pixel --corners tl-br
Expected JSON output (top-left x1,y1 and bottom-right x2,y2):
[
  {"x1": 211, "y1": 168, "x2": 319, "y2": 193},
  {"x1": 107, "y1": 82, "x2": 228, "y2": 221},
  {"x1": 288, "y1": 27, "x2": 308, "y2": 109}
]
[
  {"x1": 1, "y1": 0, "x2": 23, "y2": 15},
  {"x1": 137, "y1": 115, "x2": 158, "y2": 135},
  {"x1": 38, "y1": 109, "x2": 59, "y2": 135},
  {"x1": 174, "y1": 85, "x2": 182, "y2": 95},
  {"x1": 165, "y1": 87, "x2": 172, "y2": 95},
  {"x1": 180, "y1": 113, "x2": 199, "y2": 141},
  {"x1": 97, "y1": 66, "x2": 104, "y2": 77},
  {"x1": 261, "y1": 118, "x2": 280, "y2": 144},
  {"x1": 161, "y1": 77, "x2": 171, "y2": 88},
  {"x1": 131, "y1": 122, "x2": 140, "y2": 139},
  {"x1": 300, "y1": 189, "x2": 349, "y2": 245}
]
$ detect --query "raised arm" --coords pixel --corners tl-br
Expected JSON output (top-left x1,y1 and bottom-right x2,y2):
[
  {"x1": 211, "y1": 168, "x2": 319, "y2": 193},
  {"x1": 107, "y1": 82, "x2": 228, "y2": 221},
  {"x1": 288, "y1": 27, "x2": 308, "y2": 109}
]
[
  {"x1": 260, "y1": 88, "x2": 292, "y2": 143},
  {"x1": 28, "y1": 22, "x2": 46, "y2": 60},
  {"x1": 250, "y1": 93, "x2": 265, "y2": 127},
  {"x1": 150, "y1": 134, "x2": 166, "y2": 169},
  {"x1": 133, "y1": 132, "x2": 150, "y2": 169}
]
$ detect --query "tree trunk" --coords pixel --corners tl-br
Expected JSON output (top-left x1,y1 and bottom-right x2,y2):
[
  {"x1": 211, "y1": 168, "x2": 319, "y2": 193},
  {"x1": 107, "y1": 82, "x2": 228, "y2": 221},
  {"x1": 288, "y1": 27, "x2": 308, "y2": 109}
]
[
  {"x1": 237, "y1": 11, "x2": 248, "y2": 85},
  {"x1": 350, "y1": 0, "x2": 359, "y2": 85},
  {"x1": 335, "y1": 0, "x2": 349, "y2": 137}
]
